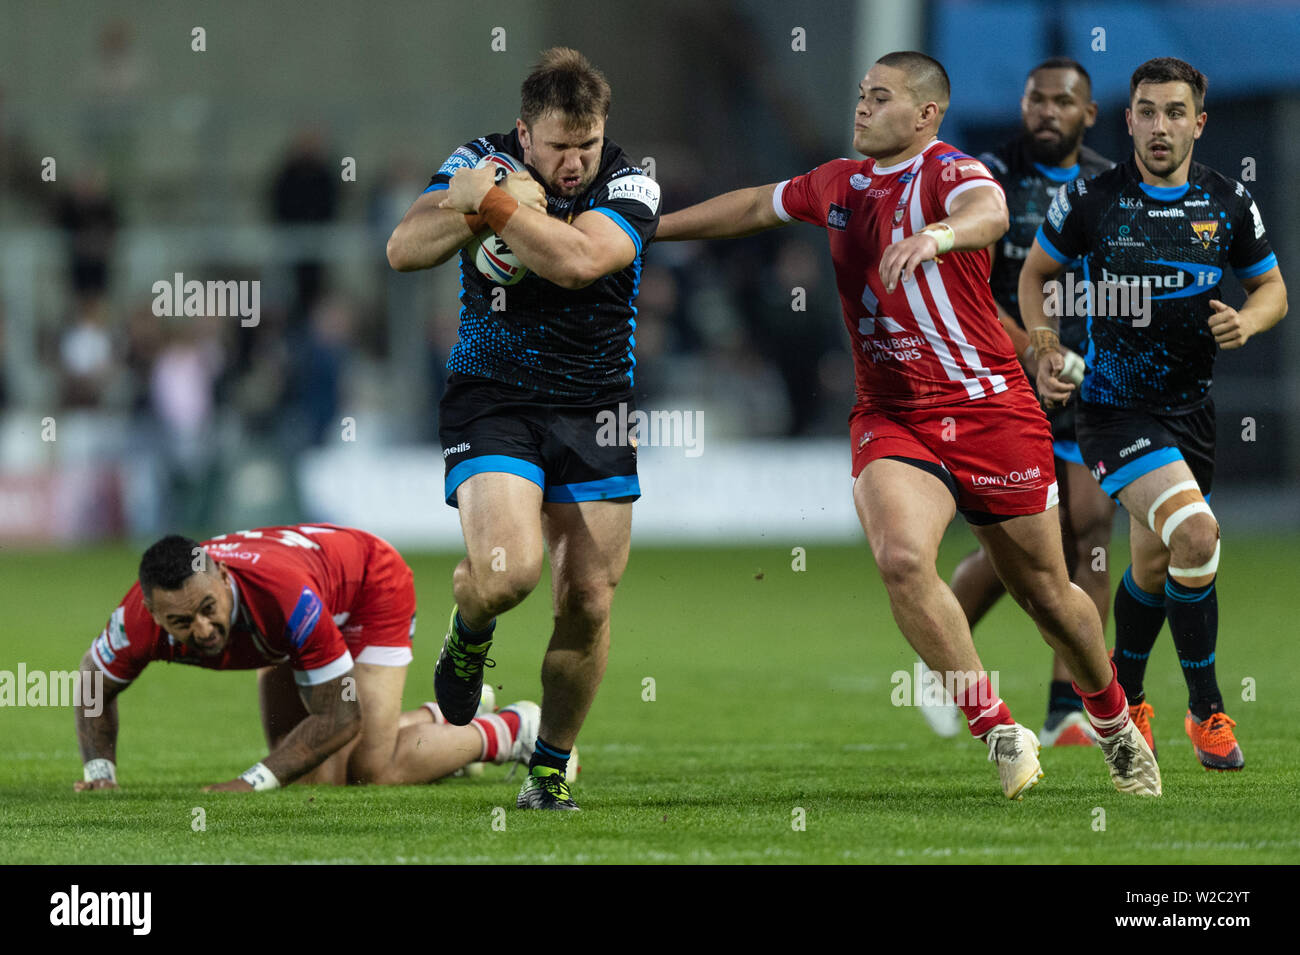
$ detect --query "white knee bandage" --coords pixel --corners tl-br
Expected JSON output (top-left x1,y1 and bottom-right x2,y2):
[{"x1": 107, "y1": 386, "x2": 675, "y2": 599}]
[
  {"x1": 1147, "y1": 480, "x2": 1212, "y2": 546},
  {"x1": 1169, "y1": 539, "x2": 1221, "y2": 579}
]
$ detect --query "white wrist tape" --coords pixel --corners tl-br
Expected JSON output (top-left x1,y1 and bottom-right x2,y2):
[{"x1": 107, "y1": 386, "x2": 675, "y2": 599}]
[
  {"x1": 922, "y1": 222, "x2": 955, "y2": 254},
  {"x1": 239, "y1": 762, "x2": 281, "y2": 791},
  {"x1": 83, "y1": 758, "x2": 117, "y2": 783}
]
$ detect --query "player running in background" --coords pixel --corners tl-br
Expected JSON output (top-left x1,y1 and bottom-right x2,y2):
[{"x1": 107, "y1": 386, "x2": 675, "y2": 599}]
[
  {"x1": 921, "y1": 58, "x2": 1117, "y2": 747},
  {"x1": 386, "y1": 49, "x2": 659, "y2": 809},
  {"x1": 657, "y1": 51, "x2": 1159, "y2": 798},
  {"x1": 74, "y1": 525, "x2": 543, "y2": 792},
  {"x1": 1021, "y1": 57, "x2": 1287, "y2": 770}
]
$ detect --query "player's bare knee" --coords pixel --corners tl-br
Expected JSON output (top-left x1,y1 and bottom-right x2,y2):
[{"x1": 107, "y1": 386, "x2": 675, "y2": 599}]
[
  {"x1": 1169, "y1": 513, "x2": 1219, "y2": 570},
  {"x1": 466, "y1": 555, "x2": 543, "y2": 615},
  {"x1": 874, "y1": 543, "x2": 932, "y2": 596},
  {"x1": 554, "y1": 582, "x2": 614, "y2": 640}
]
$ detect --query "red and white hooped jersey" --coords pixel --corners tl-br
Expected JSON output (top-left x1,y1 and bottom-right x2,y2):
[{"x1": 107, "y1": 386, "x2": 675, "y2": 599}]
[
  {"x1": 89, "y1": 524, "x2": 388, "y2": 688},
  {"x1": 774, "y1": 139, "x2": 1018, "y2": 411}
]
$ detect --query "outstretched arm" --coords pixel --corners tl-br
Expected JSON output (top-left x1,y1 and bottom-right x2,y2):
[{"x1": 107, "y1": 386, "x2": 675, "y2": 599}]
[
  {"x1": 205, "y1": 670, "x2": 362, "y2": 791},
  {"x1": 73, "y1": 649, "x2": 126, "y2": 791},
  {"x1": 655, "y1": 183, "x2": 787, "y2": 241}
]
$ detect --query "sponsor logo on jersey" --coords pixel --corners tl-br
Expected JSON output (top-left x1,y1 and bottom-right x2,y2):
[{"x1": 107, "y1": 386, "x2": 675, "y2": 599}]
[
  {"x1": 1118, "y1": 436, "x2": 1151, "y2": 458},
  {"x1": 935, "y1": 150, "x2": 967, "y2": 163},
  {"x1": 858, "y1": 431, "x2": 873, "y2": 449},
  {"x1": 1099, "y1": 261, "x2": 1223, "y2": 300},
  {"x1": 443, "y1": 441, "x2": 470, "y2": 458},
  {"x1": 1183, "y1": 198, "x2": 1210, "y2": 207},
  {"x1": 94, "y1": 633, "x2": 116, "y2": 665},
  {"x1": 1047, "y1": 187, "x2": 1070, "y2": 230},
  {"x1": 1119, "y1": 196, "x2": 1144, "y2": 210},
  {"x1": 1190, "y1": 220, "x2": 1220, "y2": 249},
  {"x1": 1147, "y1": 207, "x2": 1185, "y2": 218},
  {"x1": 437, "y1": 146, "x2": 480, "y2": 178},
  {"x1": 606, "y1": 174, "x2": 660, "y2": 214},
  {"x1": 827, "y1": 202, "x2": 853, "y2": 230},
  {"x1": 1235, "y1": 181, "x2": 1246, "y2": 197},
  {"x1": 287, "y1": 587, "x2": 323, "y2": 649},
  {"x1": 107, "y1": 606, "x2": 130, "y2": 652},
  {"x1": 1075, "y1": 179, "x2": 1088, "y2": 195},
  {"x1": 849, "y1": 173, "x2": 872, "y2": 190},
  {"x1": 1249, "y1": 200, "x2": 1265, "y2": 239},
  {"x1": 898, "y1": 171, "x2": 915, "y2": 184}
]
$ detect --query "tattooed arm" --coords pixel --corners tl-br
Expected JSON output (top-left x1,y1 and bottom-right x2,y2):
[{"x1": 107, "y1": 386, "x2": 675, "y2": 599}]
[
  {"x1": 205, "y1": 670, "x2": 361, "y2": 791},
  {"x1": 73, "y1": 649, "x2": 126, "y2": 791}
]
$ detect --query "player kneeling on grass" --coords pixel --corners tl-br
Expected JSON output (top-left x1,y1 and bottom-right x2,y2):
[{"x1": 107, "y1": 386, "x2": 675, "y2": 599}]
[{"x1": 73, "y1": 524, "x2": 547, "y2": 792}]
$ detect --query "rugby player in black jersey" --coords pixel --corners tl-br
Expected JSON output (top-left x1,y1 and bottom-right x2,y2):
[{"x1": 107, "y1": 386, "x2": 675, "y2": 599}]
[
  {"x1": 1021, "y1": 58, "x2": 1287, "y2": 770},
  {"x1": 386, "y1": 48, "x2": 660, "y2": 809},
  {"x1": 919, "y1": 58, "x2": 1118, "y2": 748}
]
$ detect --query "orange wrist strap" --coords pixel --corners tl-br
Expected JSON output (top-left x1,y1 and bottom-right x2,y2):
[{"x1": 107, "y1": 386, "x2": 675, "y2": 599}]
[{"x1": 478, "y1": 186, "x2": 519, "y2": 234}]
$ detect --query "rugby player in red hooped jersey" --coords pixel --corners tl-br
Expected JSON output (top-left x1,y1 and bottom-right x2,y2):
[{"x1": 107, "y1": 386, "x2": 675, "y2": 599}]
[
  {"x1": 73, "y1": 524, "x2": 549, "y2": 791},
  {"x1": 657, "y1": 51, "x2": 1160, "y2": 798}
]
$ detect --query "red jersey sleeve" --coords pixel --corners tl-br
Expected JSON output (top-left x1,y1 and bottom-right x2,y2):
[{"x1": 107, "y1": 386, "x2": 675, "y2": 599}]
[
  {"x1": 278, "y1": 583, "x2": 353, "y2": 686},
  {"x1": 89, "y1": 585, "x2": 160, "y2": 686},
  {"x1": 925, "y1": 150, "x2": 1004, "y2": 217},
  {"x1": 773, "y1": 160, "x2": 854, "y2": 227}
]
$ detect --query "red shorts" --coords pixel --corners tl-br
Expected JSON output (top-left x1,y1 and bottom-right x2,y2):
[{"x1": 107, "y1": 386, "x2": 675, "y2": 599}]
[
  {"x1": 340, "y1": 535, "x2": 417, "y2": 666},
  {"x1": 850, "y1": 383, "x2": 1058, "y2": 521}
]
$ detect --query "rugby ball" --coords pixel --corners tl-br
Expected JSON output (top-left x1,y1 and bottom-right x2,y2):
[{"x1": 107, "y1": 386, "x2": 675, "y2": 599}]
[{"x1": 468, "y1": 152, "x2": 529, "y2": 286}]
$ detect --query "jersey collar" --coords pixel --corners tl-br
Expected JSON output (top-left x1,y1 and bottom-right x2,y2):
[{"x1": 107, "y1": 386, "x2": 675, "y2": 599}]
[
  {"x1": 1033, "y1": 161, "x2": 1079, "y2": 183},
  {"x1": 871, "y1": 138, "x2": 939, "y2": 175}
]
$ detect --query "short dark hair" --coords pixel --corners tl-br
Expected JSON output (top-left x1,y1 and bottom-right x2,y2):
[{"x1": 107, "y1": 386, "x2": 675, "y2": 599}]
[
  {"x1": 520, "y1": 47, "x2": 611, "y2": 130},
  {"x1": 139, "y1": 535, "x2": 212, "y2": 602},
  {"x1": 1030, "y1": 56, "x2": 1092, "y2": 96},
  {"x1": 875, "y1": 51, "x2": 951, "y2": 111},
  {"x1": 1130, "y1": 57, "x2": 1207, "y2": 113}
]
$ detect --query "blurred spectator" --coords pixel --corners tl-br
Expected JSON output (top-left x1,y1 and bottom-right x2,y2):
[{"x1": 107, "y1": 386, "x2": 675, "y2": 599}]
[
  {"x1": 58, "y1": 297, "x2": 116, "y2": 407},
  {"x1": 56, "y1": 168, "x2": 118, "y2": 302},
  {"x1": 150, "y1": 316, "x2": 225, "y2": 529},
  {"x1": 271, "y1": 127, "x2": 339, "y2": 321}
]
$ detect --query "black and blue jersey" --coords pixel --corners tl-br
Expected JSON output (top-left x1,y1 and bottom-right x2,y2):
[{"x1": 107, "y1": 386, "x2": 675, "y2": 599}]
[
  {"x1": 979, "y1": 137, "x2": 1113, "y2": 353},
  {"x1": 1036, "y1": 156, "x2": 1276, "y2": 412},
  {"x1": 424, "y1": 130, "x2": 660, "y2": 402}
]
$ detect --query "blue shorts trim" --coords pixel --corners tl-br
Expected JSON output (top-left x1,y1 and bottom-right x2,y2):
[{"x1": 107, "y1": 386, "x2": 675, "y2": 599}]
[
  {"x1": 591, "y1": 208, "x2": 643, "y2": 255},
  {"x1": 445, "y1": 454, "x2": 544, "y2": 505},
  {"x1": 422, "y1": 182, "x2": 449, "y2": 194},
  {"x1": 1099, "y1": 446, "x2": 1182, "y2": 497},
  {"x1": 544, "y1": 474, "x2": 640, "y2": 503},
  {"x1": 1053, "y1": 439, "x2": 1085, "y2": 465}
]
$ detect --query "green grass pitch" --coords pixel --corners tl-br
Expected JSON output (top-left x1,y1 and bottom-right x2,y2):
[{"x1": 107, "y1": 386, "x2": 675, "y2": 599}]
[{"x1": 2, "y1": 531, "x2": 1298, "y2": 864}]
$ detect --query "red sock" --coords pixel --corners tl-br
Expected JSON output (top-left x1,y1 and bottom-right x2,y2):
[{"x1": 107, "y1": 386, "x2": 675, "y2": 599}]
[
  {"x1": 471, "y1": 710, "x2": 521, "y2": 762},
  {"x1": 957, "y1": 674, "x2": 1014, "y2": 739},
  {"x1": 1074, "y1": 660, "x2": 1129, "y2": 738}
]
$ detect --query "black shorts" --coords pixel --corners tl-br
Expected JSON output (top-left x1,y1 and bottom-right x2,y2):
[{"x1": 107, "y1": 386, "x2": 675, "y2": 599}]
[
  {"x1": 1047, "y1": 397, "x2": 1083, "y2": 467},
  {"x1": 1075, "y1": 399, "x2": 1215, "y2": 500},
  {"x1": 439, "y1": 374, "x2": 640, "y2": 506}
]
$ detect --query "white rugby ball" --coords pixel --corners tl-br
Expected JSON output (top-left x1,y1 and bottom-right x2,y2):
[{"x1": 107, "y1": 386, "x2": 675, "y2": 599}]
[{"x1": 468, "y1": 152, "x2": 529, "y2": 286}]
